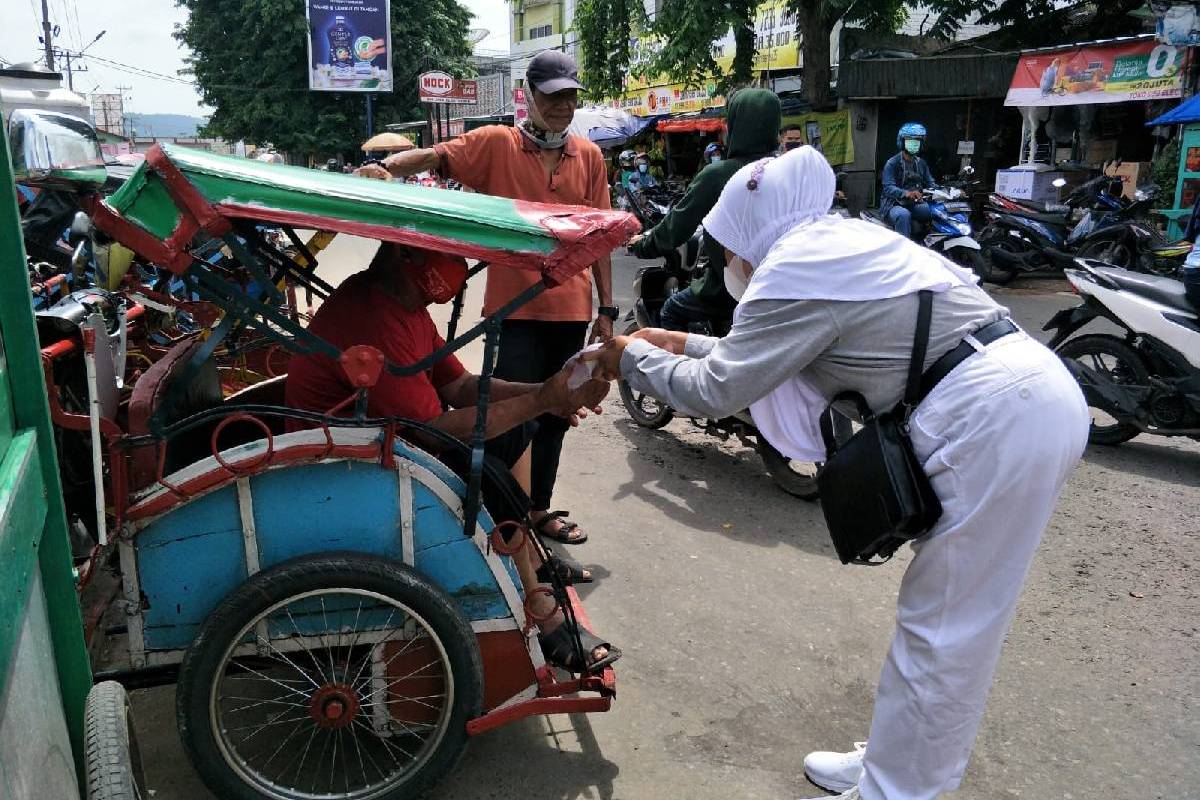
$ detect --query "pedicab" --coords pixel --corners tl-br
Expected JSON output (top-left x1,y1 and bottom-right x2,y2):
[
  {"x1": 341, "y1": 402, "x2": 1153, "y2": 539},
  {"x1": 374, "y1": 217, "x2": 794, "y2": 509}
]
[{"x1": 24, "y1": 131, "x2": 638, "y2": 798}]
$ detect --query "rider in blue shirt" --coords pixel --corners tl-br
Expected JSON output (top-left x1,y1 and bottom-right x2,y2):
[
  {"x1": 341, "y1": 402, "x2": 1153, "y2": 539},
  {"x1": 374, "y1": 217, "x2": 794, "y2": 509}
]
[{"x1": 881, "y1": 122, "x2": 936, "y2": 240}]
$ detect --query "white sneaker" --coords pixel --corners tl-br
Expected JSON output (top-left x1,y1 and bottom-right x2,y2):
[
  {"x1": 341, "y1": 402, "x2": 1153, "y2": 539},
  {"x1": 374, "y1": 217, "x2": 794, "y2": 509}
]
[
  {"x1": 796, "y1": 786, "x2": 861, "y2": 800},
  {"x1": 803, "y1": 741, "x2": 866, "y2": 793}
]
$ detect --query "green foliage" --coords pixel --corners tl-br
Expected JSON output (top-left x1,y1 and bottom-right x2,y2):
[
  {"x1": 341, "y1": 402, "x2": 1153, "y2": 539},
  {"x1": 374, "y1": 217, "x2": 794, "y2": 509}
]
[
  {"x1": 924, "y1": 0, "x2": 1146, "y2": 46},
  {"x1": 174, "y1": 0, "x2": 473, "y2": 157},
  {"x1": 575, "y1": 0, "x2": 919, "y2": 105}
]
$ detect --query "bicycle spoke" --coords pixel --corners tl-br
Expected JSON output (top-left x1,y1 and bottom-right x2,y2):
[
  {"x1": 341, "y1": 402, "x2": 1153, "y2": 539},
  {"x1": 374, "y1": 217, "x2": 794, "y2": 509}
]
[
  {"x1": 226, "y1": 660, "x2": 311, "y2": 701},
  {"x1": 341, "y1": 598, "x2": 366, "y2": 685},
  {"x1": 284, "y1": 604, "x2": 331, "y2": 684},
  {"x1": 358, "y1": 658, "x2": 442, "y2": 704},
  {"x1": 252, "y1": 633, "x2": 323, "y2": 690},
  {"x1": 353, "y1": 717, "x2": 415, "y2": 764}
]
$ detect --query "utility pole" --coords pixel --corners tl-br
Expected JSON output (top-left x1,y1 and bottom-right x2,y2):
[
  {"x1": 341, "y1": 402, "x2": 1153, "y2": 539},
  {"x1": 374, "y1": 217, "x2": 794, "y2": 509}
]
[
  {"x1": 116, "y1": 85, "x2": 132, "y2": 138},
  {"x1": 40, "y1": 0, "x2": 54, "y2": 70},
  {"x1": 63, "y1": 51, "x2": 73, "y2": 89}
]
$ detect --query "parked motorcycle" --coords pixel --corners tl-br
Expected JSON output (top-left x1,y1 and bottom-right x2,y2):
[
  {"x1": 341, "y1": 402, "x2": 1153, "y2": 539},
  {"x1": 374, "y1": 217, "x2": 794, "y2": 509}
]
[
  {"x1": 1045, "y1": 256, "x2": 1200, "y2": 445},
  {"x1": 618, "y1": 229, "x2": 822, "y2": 499},
  {"x1": 860, "y1": 183, "x2": 986, "y2": 280},
  {"x1": 982, "y1": 175, "x2": 1191, "y2": 284}
]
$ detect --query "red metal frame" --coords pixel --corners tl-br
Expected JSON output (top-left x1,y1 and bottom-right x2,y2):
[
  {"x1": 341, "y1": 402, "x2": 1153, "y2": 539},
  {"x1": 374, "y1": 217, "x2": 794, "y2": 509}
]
[{"x1": 465, "y1": 587, "x2": 616, "y2": 736}]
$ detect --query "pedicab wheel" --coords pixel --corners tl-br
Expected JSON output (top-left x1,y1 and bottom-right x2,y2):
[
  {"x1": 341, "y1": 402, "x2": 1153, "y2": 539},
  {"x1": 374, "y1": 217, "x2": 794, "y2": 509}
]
[
  {"x1": 85, "y1": 681, "x2": 148, "y2": 800},
  {"x1": 1056, "y1": 335, "x2": 1147, "y2": 446},
  {"x1": 176, "y1": 553, "x2": 482, "y2": 800},
  {"x1": 756, "y1": 439, "x2": 821, "y2": 501}
]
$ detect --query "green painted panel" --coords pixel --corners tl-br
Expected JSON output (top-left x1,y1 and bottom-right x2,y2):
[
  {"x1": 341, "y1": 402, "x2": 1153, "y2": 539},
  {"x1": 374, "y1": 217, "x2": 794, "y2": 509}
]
[
  {"x1": 0, "y1": 431, "x2": 49, "y2": 687},
  {"x1": 106, "y1": 144, "x2": 559, "y2": 255},
  {"x1": 0, "y1": 335, "x2": 16, "y2": 459}
]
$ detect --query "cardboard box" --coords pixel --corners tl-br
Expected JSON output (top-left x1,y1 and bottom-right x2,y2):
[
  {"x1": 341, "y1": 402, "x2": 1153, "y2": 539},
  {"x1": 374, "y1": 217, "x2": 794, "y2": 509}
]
[
  {"x1": 1104, "y1": 161, "x2": 1152, "y2": 200},
  {"x1": 1083, "y1": 139, "x2": 1118, "y2": 166}
]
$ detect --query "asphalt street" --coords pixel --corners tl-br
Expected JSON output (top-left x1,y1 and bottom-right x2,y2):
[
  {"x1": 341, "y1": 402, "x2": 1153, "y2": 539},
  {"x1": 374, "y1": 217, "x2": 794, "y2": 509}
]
[{"x1": 131, "y1": 241, "x2": 1199, "y2": 800}]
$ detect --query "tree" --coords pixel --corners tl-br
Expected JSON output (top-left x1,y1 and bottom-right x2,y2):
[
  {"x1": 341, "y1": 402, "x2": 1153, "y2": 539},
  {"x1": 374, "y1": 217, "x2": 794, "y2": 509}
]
[
  {"x1": 925, "y1": 0, "x2": 1147, "y2": 48},
  {"x1": 575, "y1": 0, "x2": 924, "y2": 108},
  {"x1": 174, "y1": 0, "x2": 473, "y2": 157}
]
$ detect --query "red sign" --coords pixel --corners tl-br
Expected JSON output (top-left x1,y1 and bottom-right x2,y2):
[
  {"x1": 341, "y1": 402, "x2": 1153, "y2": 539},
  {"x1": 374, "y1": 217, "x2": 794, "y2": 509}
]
[
  {"x1": 1005, "y1": 38, "x2": 1184, "y2": 107},
  {"x1": 513, "y1": 87, "x2": 528, "y2": 123},
  {"x1": 419, "y1": 71, "x2": 478, "y2": 105}
]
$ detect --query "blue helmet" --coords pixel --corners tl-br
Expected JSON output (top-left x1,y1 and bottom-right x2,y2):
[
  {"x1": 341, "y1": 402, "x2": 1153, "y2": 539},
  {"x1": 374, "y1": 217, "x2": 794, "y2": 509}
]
[
  {"x1": 897, "y1": 122, "x2": 927, "y2": 150},
  {"x1": 703, "y1": 142, "x2": 724, "y2": 163}
]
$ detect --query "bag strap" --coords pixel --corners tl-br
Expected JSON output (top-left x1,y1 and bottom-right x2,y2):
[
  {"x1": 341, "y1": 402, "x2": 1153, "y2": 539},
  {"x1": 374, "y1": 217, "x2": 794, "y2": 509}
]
[
  {"x1": 820, "y1": 391, "x2": 873, "y2": 455},
  {"x1": 901, "y1": 290, "x2": 934, "y2": 418}
]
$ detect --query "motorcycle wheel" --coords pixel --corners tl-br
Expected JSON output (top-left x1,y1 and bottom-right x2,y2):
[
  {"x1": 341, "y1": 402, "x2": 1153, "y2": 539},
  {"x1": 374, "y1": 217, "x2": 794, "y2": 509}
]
[
  {"x1": 1056, "y1": 334, "x2": 1148, "y2": 446},
  {"x1": 618, "y1": 379, "x2": 674, "y2": 428},
  {"x1": 977, "y1": 228, "x2": 1021, "y2": 285},
  {"x1": 756, "y1": 439, "x2": 820, "y2": 501},
  {"x1": 617, "y1": 321, "x2": 674, "y2": 428},
  {"x1": 1077, "y1": 238, "x2": 1134, "y2": 268},
  {"x1": 947, "y1": 246, "x2": 989, "y2": 284}
]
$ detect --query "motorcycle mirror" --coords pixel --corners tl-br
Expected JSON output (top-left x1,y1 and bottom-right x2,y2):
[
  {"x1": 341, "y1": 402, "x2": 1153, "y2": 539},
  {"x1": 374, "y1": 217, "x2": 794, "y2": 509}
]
[
  {"x1": 1052, "y1": 178, "x2": 1067, "y2": 188},
  {"x1": 960, "y1": 165, "x2": 976, "y2": 177}
]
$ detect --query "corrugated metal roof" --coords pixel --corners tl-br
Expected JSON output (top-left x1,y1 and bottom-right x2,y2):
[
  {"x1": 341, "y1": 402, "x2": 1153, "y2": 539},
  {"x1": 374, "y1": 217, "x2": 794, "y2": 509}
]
[{"x1": 838, "y1": 50, "x2": 1020, "y2": 99}]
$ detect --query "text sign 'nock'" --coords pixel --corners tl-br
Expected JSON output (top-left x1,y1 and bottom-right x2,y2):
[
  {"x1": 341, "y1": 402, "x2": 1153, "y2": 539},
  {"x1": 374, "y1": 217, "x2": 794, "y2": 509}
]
[{"x1": 419, "y1": 72, "x2": 478, "y2": 105}]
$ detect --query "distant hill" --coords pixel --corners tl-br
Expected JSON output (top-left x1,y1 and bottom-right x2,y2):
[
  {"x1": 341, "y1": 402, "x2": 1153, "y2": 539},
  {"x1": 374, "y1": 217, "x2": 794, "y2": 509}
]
[{"x1": 126, "y1": 113, "x2": 208, "y2": 139}]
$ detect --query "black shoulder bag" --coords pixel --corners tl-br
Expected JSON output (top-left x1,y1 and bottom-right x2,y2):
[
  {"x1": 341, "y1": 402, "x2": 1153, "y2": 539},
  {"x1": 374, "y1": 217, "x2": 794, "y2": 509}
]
[{"x1": 816, "y1": 290, "x2": 943, "y2": 565}]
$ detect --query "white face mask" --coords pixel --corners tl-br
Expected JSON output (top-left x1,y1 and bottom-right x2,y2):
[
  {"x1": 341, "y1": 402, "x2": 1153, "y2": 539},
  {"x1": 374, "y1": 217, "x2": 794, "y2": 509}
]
[{"x1": 723, "y1": 256, "x2": 752, "y2": 301}]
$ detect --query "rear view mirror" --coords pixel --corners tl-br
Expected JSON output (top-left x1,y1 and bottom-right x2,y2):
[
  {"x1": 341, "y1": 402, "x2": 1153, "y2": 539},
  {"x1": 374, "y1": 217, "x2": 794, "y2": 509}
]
[{"x1": 9, "y1": 109, "x2": 106, "y2": 190}]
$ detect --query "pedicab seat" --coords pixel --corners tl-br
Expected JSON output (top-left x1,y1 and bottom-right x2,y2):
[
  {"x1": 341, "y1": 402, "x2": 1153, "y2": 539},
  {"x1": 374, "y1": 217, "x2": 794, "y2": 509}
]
[{"x1": 128, "y1": 336, "x2": 223, "y2": 490}]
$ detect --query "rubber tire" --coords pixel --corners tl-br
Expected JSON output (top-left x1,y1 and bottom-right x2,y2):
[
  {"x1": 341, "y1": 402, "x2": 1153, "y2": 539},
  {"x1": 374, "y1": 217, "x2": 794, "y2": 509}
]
[
  {"x1": 617, "y1": 321, "x2": 674, "y2": 428},
  {"x1": 756, "y1": 439, "x2": 820, "y2": 501},
  {"x1": 947, "y1": 246, "x2": 989, "y2": 284},
  {"x1": 977, "y1": 227, "x2": 1021, "y2": 285},
  {"x1": 85, "y1": 681, "x2": 147, "y2": 800},
  {"x1": 1056, "y1": 334, "x2": 1148, "y2": 446},
  {"x1": 176, "y1": 552, "x2": 483, "y2": 800},
  {"x1": 1077, "y1": 238, "x2": 1134, "y2": 269}
]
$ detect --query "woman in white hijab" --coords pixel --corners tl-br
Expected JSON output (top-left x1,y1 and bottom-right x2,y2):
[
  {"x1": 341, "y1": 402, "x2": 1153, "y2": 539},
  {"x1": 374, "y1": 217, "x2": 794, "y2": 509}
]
[{"x1": 587, "y1": 147, "x2": 1089, "y2": 800}]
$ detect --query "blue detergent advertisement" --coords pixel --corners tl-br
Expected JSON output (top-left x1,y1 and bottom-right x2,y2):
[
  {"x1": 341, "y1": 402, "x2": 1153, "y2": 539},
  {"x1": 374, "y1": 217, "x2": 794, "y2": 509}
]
[{"x1": 306, "y1": 1, "x2": 392, "y2": 92}]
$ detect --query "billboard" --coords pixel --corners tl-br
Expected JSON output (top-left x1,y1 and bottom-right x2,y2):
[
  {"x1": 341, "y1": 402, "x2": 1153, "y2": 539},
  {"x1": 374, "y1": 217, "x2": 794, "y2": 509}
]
[
  {"x1": 1005, "y1": 38, "x2": 1184, "y2": 107},
  {"x1": 419, "y1": 72, "x2": 478, "y2": 104},
  {"x1": 306, "y1": 1, "x2": 392, "y2": 92}
]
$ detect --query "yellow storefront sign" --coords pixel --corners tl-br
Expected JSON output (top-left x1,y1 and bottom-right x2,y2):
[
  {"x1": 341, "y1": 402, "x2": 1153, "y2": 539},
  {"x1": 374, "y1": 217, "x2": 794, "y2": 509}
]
[{"x1": 782, "y1": 111, "x2": 854, "y2": 166}]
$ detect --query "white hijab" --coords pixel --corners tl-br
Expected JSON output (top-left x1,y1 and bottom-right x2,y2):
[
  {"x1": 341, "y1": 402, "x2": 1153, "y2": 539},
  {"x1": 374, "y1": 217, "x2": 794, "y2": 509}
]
[{"x1": 700, "y1": 146, "x2": 978, "y2": 460}]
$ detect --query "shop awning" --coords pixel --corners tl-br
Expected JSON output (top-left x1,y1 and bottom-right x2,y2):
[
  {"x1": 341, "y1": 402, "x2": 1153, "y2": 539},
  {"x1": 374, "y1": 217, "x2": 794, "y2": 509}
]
[
  {"x1": 656, "y1": 117, "x2": 726, "y2": 134},
  {"x1": 1004, "y1": 35, "x2": 1185, "y2": 107},
  {"x1": 1147, "y1": 93, "x2": 1200, "y2": 126}
]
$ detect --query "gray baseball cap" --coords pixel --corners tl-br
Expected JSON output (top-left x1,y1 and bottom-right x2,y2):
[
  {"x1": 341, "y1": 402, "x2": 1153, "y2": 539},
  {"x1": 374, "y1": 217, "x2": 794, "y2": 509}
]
[{"x1": 526, "y1": 50, "x2": 583, "y2": 93}]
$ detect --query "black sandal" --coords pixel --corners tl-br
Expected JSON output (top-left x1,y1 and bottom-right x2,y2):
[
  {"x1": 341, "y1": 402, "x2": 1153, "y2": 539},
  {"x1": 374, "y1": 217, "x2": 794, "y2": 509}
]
[
  {"x1": 538, "y1": 623, "x2": 621, "y2": 673},
  {"x1": 533, "y1": 510, "x2": 587, "y2": 545},
  {"x1": 535, "y1": 554, "x2": 593, "y2": 585}
]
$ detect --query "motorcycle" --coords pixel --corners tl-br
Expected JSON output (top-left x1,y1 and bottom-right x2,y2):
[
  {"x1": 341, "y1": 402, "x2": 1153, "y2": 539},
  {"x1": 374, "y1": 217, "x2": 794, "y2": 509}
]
[
  {"x1": 617, "y1": 225, "x2": 822, "y2": 499},
  {"x1": 860, "y1": 182, "x2": 986, "y2": 280},
  {"x1": 982, "y1": 175, "x2": 1191, "y2": 284},
  {"x1": 1044, "y1": 256, "x2": 1200, "y2": 445}
]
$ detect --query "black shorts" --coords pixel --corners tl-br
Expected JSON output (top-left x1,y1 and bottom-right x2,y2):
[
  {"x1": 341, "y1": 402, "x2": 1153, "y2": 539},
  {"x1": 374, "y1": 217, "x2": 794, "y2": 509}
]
[{"x1": 436, "y1": 421, "x2": 535, "y2": 525}]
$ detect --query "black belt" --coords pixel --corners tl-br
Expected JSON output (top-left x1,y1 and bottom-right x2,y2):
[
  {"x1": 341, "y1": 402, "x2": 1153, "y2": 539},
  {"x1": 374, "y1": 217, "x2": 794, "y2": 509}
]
[{"x1": 919, "y1": 318, "x2": 1019, "y2": 400}]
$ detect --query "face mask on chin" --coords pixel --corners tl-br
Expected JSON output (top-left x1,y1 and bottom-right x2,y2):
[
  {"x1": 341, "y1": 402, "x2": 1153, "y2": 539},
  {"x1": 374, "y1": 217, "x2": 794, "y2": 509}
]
[
  {"x1": 519, "y1": 91, "x2": 568, "y2": 149},
  {"x1": 723, "y1": 256, "x2": 753, "y2": 301},
  {"x1": 904, "y1": 138, "x2": 921, "y2": 155},
  {"x1": 638, "y1": 163, "x2": 648, "y2": 173}
]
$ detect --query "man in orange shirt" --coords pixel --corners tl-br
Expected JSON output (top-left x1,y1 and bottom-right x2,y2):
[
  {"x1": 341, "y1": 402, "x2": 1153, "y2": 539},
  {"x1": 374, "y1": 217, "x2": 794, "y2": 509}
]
[{"x1": 356, "y1": 51, "x2": 615, "y2": 546}]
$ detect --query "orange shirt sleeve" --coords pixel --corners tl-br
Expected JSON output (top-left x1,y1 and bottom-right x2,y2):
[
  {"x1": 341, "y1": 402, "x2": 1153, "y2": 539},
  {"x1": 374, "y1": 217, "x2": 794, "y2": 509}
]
[{"x1": 433, "y1": 126, "x2": 505, "y2": 192}]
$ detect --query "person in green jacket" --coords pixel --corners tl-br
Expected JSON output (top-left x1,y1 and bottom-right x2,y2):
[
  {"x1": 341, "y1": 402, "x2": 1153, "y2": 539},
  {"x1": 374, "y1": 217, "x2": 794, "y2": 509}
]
[{"x1": 627, "y1": 88, "x2": 782, "y2": 331}]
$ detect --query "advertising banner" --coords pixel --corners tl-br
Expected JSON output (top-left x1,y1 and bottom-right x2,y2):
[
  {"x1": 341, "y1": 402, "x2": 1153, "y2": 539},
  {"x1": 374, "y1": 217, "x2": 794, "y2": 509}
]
[
  {"x1": 781, "y1": 110, "x2": 854, "y2": 165},
  {"x1": 419, "y1": 72, "x2": 478, "y2": 105},
  {"x1": 1004, "y1": 38, "x2": 1184, "y2": 107},
  {"x1": 306, "y1": 1, "x2": 392, "y2": 92},
  {"x1": 513, "y1": 87, "x2": 528, "y2": 123}
]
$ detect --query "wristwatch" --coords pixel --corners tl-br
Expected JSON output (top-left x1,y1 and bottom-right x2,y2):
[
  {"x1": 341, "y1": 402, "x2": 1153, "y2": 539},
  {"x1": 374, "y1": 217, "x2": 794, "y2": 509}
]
[{"x1": 597, "y1": 305, "x2": 620, "y2": 320}]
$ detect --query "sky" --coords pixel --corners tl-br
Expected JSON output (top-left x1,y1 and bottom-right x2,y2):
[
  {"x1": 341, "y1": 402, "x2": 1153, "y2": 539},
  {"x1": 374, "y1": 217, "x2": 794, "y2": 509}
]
[{"x1": 0, "y1": 1, "x2": 511, "y2": 119}]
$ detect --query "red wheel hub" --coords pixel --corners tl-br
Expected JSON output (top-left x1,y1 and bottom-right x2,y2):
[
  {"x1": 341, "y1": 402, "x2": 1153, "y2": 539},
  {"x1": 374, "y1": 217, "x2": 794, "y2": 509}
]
[{"x1": 308, "y1": 683, "x2": 360, "y2": 730}]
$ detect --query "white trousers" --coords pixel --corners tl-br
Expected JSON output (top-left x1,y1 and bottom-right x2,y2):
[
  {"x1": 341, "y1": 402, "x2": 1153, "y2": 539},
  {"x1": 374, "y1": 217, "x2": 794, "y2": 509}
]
[{"x1": 859, "y1": 333, "x2": 1089, "y2": 800}]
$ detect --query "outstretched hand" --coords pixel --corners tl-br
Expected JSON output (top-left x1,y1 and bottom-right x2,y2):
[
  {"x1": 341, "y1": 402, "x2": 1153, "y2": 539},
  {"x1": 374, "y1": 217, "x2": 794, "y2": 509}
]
[
  {"x1": 537, "y1": 367, "x2": 610, "y2": 420},
  {"x1": 629, "y1": 327, "x2": 688, "y2": 354},
  {"x1": 581, "y1": 335, "x2": 629, "y2": 382},
  {"x1": 354, "y1": 163, "x2": 391, "y2": 181}
]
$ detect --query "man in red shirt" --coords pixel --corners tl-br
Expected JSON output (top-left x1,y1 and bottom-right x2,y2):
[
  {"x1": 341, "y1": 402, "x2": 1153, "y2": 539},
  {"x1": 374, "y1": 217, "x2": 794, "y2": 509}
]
[
  {"x1": 286, "y1": 243, "x2": 617, "y2": 671},
  {"x1": 355, "y1": 51, "x2": 613, "y2": 547}
]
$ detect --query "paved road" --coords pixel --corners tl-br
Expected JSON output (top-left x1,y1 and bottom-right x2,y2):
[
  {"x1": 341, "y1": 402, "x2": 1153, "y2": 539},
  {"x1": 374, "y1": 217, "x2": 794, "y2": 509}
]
[{"x1": 132, "y1": 243, "x2": 1199, "y2": 799}]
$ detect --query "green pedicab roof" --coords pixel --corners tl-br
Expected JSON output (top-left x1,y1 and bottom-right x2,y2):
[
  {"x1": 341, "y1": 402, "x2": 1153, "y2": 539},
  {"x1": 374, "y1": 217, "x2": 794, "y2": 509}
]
[{"x1": 102, "y1": 144, "x2": 638, "y2": 278}]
